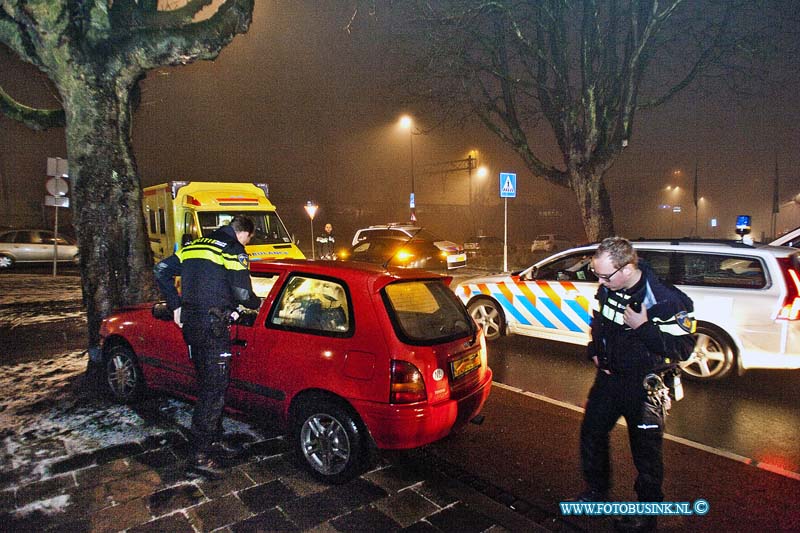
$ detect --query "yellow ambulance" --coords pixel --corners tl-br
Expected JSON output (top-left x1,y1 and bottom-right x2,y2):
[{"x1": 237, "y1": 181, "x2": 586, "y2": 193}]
[{"x1": 143, "y1": 181, "x2": 305, "y2": 262}]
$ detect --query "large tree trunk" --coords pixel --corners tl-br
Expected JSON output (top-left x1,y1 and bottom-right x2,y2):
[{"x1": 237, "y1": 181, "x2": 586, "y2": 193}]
[
  {"x1": 62, "y1": 82, "x2": 157, "y2": 355},
  {"x1": 570, "y1": 170, "x2": 615, "y2": 242}
]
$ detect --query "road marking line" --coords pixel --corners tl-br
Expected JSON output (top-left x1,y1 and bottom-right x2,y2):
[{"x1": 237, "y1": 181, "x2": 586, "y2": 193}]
[{"x1": 492, "y1": 381, "x2": 800, "y2": 481}]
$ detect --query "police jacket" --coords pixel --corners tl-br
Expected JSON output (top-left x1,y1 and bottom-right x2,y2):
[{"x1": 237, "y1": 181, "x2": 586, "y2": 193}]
[
  {"x1": 154, "y1": 224, "x2": 261, "y2": 314},
  {"x1": 316, "y1": 232, "x2": 335, "y2": 255},
  {"x1": 587, "y1": 260, "x2": 696, "y2": 376}
]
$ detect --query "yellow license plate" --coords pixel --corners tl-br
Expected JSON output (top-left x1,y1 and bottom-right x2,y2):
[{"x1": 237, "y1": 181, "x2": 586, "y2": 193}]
[{"x1": 450, "y1": 351, "x2": 481, "y2": 379}]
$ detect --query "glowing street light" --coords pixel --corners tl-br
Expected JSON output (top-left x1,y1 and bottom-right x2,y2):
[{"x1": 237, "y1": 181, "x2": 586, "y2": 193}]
[{"x1": 304, "y1": 200, "x2": 318, "y2": 259}]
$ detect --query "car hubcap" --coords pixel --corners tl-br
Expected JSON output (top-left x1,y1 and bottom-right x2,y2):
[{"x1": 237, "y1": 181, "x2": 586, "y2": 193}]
[
  {"x1": 471, "y1": 304, "x2": 500, "y2": 338},
  {"x1": 685, "y1": 333, "x2": 725, "y2": 378},
  {"x1": 107, "y1": 354, "x2": 136, "y2": 397},
  {"x1": 0, "y1": 256, "x2": 11, "y2": 268},
  {"x1": 300, "y1": 414, "x2": 350, "y2": 476}
]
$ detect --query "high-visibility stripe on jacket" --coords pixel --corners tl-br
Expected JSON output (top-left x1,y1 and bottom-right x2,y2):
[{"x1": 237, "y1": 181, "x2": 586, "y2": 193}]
[{"x1": 154, "y1": 225, "x2": 260, "y2": 313}]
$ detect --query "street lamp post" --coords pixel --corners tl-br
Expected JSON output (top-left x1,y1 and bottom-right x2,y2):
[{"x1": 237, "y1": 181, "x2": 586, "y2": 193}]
[
  {"x1": 466, "y1": 151, "x2": 488, "y2": 235},
  {"x1": 304, "y1": 201, "x2": 318, "y2": 259},
  {"x1": 400, "y1": 115, "x2": 417, "y2": 222}
]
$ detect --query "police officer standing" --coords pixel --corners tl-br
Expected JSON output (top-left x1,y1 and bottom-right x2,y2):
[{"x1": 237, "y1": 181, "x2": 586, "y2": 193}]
[
  {"x1": 576, "y1": 237, "x2": 695, "y2": 532},
  {"x1": 316, "y1": 222, "x2": 335, "y2": 260},
  {"x1": 154, "y1": 215, "x2": 261, "y2": 478}
]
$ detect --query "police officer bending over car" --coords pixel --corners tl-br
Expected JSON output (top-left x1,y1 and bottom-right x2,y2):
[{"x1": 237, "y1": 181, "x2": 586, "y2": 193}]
[
  {"x1": 576, "y1": 237, "x2": 695, "y2": 532},
  {"x1": 154, "y1": 215, "x2": 261, "y2": 478}
]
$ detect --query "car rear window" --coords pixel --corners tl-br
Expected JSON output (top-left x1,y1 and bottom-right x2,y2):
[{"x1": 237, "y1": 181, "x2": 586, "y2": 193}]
[
  {"x1": 382, "y1": 280, "x2": 475, "y2": 345},
  {"x1": 677, "y1": 253, "x2": 767, "y2": 288},
  {"x1": 636, "y1": 250, "x2": 768, "y2": 289}
]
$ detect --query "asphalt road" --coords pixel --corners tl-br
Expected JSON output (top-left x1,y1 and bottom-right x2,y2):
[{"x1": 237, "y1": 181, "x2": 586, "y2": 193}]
[{"x1": 486, "y1": 334, "x2": 800, "y2": 478}]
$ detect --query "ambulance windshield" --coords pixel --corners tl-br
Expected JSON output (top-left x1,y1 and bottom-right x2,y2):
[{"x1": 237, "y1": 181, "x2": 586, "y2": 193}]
[{"x1": 198, "y1": 211, "x2": 293, "y2": 245}]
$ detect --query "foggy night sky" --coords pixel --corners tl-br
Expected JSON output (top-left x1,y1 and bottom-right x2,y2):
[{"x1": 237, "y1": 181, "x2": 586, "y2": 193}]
[{"x1": 1, "y1": 2, "x2": 799, "y2": 244}]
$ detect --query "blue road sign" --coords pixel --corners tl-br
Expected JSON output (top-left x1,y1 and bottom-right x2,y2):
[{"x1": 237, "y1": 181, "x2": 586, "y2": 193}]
[{"x1": 500, "y1": 172, "x2": 517, "y2": 198}]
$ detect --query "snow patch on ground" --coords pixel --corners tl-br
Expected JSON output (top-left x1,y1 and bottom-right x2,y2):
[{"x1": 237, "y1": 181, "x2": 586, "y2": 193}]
[
  {"x1": 0, "y1": 348, "x2": 268, "y2": 487},
  {"x1": 14, "y1": 494, "x2": 72, "y2": 517},
  {"x1": 0, "y1": 274, "x2": 269, "y2": 488}
]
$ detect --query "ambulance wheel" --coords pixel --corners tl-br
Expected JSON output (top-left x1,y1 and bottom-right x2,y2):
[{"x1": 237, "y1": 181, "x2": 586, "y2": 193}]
[
  {"x1": 468, "y1": 297, "x2": 505, "y2": 341},
  {"x1": 681, "y1": 323, "x2": 735, "y2": 381}
]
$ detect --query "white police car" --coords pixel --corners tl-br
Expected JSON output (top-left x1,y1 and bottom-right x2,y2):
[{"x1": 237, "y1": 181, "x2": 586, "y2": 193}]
[{"x1": 454, "y1": 239, "x2": 800, "y2": 381}]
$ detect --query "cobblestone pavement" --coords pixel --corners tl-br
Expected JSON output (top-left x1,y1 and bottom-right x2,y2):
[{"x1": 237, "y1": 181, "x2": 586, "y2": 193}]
[{"x1": 0, "y1": 400, "x2": 557, "y2": 532}]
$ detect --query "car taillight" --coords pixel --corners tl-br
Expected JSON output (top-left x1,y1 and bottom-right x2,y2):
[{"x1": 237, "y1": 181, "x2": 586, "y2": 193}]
[
  {"x1": 777, "y1": 257, "x2": 800, "y2": 320},
  {"x1": 390, "y1": 360, "x2": 426, "y2": 403}
]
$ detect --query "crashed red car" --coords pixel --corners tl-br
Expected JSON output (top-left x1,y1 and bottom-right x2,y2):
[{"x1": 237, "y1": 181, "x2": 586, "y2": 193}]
[{"x1": 99, "y1": 260, "x2": 492, "y2": 483}]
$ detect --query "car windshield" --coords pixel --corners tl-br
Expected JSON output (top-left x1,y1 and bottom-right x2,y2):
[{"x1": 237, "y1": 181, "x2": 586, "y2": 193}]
[
  {"x1": 382, "y1": 280, "x2": 475, "y2": 344},
  {"x1": 198, "y1": 211, "x2": 292, "y2": 245}
]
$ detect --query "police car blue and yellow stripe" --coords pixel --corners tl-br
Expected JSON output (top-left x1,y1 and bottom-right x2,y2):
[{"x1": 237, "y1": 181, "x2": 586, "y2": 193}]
[{"x1": 460, "y1": 278, "x2": 594, "y2": 333}]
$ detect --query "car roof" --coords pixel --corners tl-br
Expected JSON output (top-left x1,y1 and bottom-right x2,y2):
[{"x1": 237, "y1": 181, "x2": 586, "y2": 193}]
[
  {"x1": 535, "y1": 239, "x2": 798, "y2": 262},
  {"x1": 250, "y1": 259, "x2": 449, "y2": 293}
]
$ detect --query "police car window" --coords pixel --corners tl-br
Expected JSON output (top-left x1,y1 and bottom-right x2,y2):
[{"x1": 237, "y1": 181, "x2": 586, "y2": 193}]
[
  {"x1": 269, "y1": 274, "x2": 352, "y2": 336},
  {"x1": 534, "y1": 253, "x2": 594, "y2": 281},
  {"x1": 636, "y1": 251, "x2": 672, "y2": 281},
  {"x1": 676, "y1": 253, "x2": 766, "y2": 289}
]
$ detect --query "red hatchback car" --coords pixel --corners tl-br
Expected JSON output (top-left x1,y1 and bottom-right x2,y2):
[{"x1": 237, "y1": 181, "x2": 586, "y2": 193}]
[{"x1": 99, "y1": 260, "x2": 492, "y2": 483}]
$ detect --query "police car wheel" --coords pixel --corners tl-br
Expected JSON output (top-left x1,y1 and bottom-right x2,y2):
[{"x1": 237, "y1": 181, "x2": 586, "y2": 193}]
[
  {"x1": 104, "y1": 344, "x2": 145, "y2": 403},
  {"x1": 468, "y1": 297, "x2": 505, "y2": 341},
  {"x1": 681, "y1": 323, "x2": 735, "y2": 381}
]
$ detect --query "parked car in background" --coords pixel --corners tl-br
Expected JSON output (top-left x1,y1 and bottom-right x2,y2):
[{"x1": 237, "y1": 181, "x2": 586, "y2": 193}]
[
  {"x1": 455, "y1": 239, "x2": 800, "y2": 381},
  {"x1": 770, "y1": 226, "x2": 800, "y2": 248},
  {"x1": 352, "y1": 224, "x2": 467, "y2": 269},
  {"x1": 100, "y1": 260, "x2": 492, "y2": 483},
  {"x1": 0, "y1": 229, "x2": 79, "y2": 269},
  {"x1": 530, "y1": 234, "x2": 574, "y2": 252},
  {"x1": 463, "y1": 235, "x2": 505, "y2": 257},
  {"x1": 341, "y1": 235, "x2": 453, "y2": 271}
]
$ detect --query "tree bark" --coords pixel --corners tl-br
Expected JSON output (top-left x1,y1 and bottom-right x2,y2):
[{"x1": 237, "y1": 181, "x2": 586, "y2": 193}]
[
  {"x1": 61, "y1": 81, "x2": 156, "y2": 349},
  {"x1": 570, "y1": 170, "x2": 614, "y2": 242}
]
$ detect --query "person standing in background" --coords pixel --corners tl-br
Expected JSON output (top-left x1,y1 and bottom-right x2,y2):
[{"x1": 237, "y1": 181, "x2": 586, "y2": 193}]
[{"x1": 316, "y1": 222, "x2": 336, "y2": 259}]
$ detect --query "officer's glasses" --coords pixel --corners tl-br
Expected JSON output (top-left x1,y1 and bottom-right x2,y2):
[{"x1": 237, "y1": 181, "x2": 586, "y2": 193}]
[{"x1": 590, "y1": 263, "x2": 625, "y2": 282}]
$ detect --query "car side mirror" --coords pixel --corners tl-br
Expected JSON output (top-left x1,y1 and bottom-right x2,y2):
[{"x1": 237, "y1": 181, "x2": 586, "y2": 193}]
[{"x1": 181, "y1": 233, "x2": 193, "y2": 247}]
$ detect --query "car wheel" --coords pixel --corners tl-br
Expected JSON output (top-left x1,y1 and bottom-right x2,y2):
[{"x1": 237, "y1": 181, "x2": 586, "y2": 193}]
[
  {"x1": 292, "y1": 400, "x2": 366, "y2": 484},
  {"x1": 468, "y1": 297, "x2": 505, "y2": 341},
  {"x1": 681, "y1": 323, "x2": 736, "y2": 381},
  {"x1": 0, "y1": 254, "x2": 14, "y2": 269},
  {"x1": 104, "y1": 344, "x2": 145, "y2": 403}
]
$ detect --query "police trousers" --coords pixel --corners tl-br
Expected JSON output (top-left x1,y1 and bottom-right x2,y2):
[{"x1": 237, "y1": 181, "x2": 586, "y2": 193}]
[
  {"x1": 182, "y1": 312, "x2": 232, "y2": 453},
  {"x1": 579, "y1": 370, "x2": 665, "y2": 502}
]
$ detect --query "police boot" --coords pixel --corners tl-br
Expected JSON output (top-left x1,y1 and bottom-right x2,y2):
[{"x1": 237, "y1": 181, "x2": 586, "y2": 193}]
[
  {"x1": 614, "y1": 515, "x2": 657, "y2": 532},
  {"x1": 208, "y1": 439, "x2": 244, "y2": 460},
  {"x1": 187, "y1": 452, "x2": 225, "y2": 479}
]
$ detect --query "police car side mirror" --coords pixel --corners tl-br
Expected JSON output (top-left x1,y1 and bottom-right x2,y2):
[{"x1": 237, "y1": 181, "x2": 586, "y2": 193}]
[{"x1": 181, "y1": 233, "x2": 193, "y2": 246}]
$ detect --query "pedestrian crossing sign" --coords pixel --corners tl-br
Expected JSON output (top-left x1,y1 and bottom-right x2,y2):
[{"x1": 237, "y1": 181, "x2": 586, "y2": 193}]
[{"x1": 500, "y1": 172, "x2": 517, "y2": 198}]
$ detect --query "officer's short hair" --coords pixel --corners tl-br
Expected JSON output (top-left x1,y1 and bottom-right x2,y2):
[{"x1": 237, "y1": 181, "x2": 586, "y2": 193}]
[
  {"x1": 230, "y1": 215, "x2": 255, "y2": 235},
  {"x1": 596, "y1": 236, "x2": 637, "y2": 269}
]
